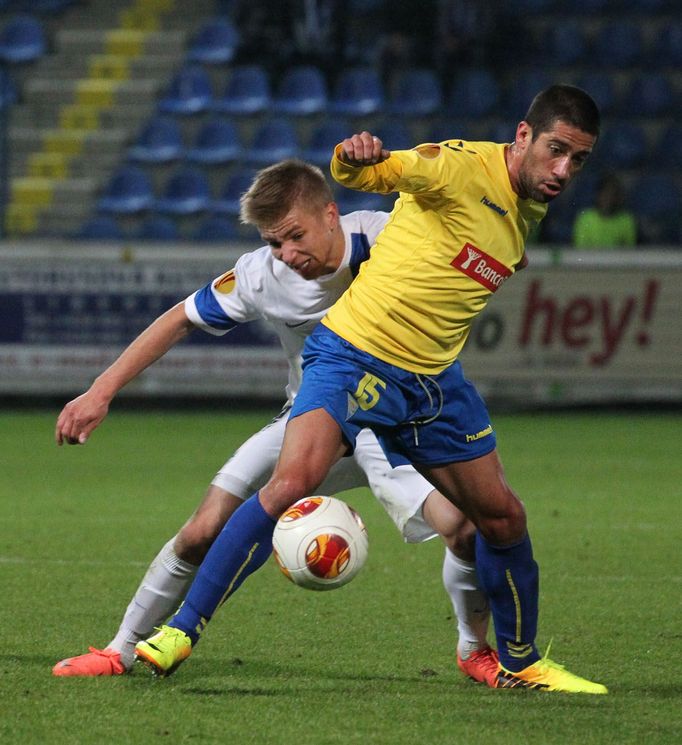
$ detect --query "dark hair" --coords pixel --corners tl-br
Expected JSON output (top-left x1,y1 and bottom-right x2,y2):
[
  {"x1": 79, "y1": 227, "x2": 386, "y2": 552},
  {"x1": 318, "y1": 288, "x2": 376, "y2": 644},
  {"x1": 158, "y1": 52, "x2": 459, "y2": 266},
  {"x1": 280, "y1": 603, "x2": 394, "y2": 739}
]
[
  {"x1": 524, "y1": 84, "x2": 600, "y2": 140},
  {"x1": 240, "y1": 159, "x2": 334, "y2": 227}
]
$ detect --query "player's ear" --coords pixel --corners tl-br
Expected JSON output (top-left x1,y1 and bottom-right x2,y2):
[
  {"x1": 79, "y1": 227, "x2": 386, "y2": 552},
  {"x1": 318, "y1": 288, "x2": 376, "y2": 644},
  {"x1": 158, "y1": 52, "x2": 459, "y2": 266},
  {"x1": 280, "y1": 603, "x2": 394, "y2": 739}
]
[
  {"x1": 326, "y1": 201, "x2": 340, "y2": 229},
  {"x1": 515, "y1": 121, "x2": 532, "y2": 152}
]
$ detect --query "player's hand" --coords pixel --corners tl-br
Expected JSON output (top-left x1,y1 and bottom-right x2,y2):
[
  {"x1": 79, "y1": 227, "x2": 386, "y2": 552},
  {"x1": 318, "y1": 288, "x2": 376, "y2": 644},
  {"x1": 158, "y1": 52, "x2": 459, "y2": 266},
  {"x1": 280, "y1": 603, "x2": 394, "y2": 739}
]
[
  {"x1": 55, "y1": 391, "x2": 110, "y2": 445},
  {"x1": 339, "y1": 131, "x2": 390, "y2": 166}
]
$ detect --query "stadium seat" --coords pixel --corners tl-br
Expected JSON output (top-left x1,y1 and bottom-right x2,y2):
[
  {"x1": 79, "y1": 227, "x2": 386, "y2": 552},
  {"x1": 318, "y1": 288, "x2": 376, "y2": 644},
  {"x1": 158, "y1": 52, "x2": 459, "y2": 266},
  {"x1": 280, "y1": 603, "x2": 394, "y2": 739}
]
[
  {"x1": 592, "y1": 22, "x2": 643, "y2": 67},
  {"x1": 623, "y1": 73, "x2": 675, "y2": 118},
  {"x1": 244, "y1": 119, "x2": 300, "y2": 165},
  {"x1": 592, "y1": 123, "x2": 647, "y2": 169},
  {"x1": 272, "y1": 66, "x2": 328, "y2": 116},
  {"x1": 128, "y1": 116, "x2": 184, "y2": 164},
  {"x1": 387, "y1": 69, "x2": 442, "y2": 117},
  {"x1": 0, "y1": 15, "x2": 46, "y2": 64},
  {"x1": 186, "y1": 17, "x2": 240, "y2": 65},
  {"x1": 212, "y1": 65, "x2": 271, "y2": 116},
  {"x1": 16, "y1": 0, "x2": 78, "y2": 12},
  {"x1": 155, "y1": 167, "x2": 211, "y2": 215},
  {"x1": 328, "y1": 67, "x2": 385, "y2": 117},
  {"x1": 543, "y1": 22, "x2": 588, "y2": 65},
  {"x1": 658, "y1": 20, "x2": 682, "y2": 67},
  {"x1": 211, "y1": 168, "x2": 257, "y2": 215},
  {"x1": 185, "y1": 117, "x2": 241, "y2": 165},
  {"x1": 98, "y1": 165, "x2": 154, "y2": 214},
  {"x1": 158, "y1": 65, "x2": 213, "y2": 116},
  {"x1": 374, "y1": 120, "x2": 413, "y2": 150},
  {"x1": 448, "y1": 68, "x2": 501, "y2": 119},
  {"x1": 630, "y1": 173, "x2": 681, "y2": 244},
  {"x1": 504, "y1": 70, "x2": 551, "y2": 121},
  {"x1": 191, "y1": 214, "x2": 239, "y2": 242},
  {"x1": 428, "y1": 120, "x2": 481, "y2": 144},
  {"x1": 0, "y1": 68, "x2": 17, "y2": 109},
  {"x1": 576, "y1": 73, "x2": 618, "y2": 117},
  {"x1": 335, "y1": 188, "x2": 395, "y2": 215},
  {"x1": 302, "y1": 119, "x2": 350, "y2": 166},
  {"x1": 135, "y1": 215, "x2": 180, "y2": 241},
  {"x1": 75, "y1": 215, "x2": 125, "y2": 241},
  {"x1": 652, "y1": 123, "x2": 682, "y2": 169}
]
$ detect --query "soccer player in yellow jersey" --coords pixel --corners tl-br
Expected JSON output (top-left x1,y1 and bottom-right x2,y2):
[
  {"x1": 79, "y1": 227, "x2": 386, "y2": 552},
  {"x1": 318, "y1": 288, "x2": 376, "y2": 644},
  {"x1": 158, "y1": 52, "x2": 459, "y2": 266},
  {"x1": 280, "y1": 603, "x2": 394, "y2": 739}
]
[{"x1": 137, "y1": 85, "x2": 607, "y2": 693}]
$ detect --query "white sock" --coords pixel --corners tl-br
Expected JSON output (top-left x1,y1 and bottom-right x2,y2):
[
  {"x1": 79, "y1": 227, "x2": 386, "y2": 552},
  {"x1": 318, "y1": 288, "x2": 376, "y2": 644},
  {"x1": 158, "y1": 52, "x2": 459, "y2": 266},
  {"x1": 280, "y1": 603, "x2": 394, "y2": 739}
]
[
  {"x1": 107, "y1": 537, "x2": 197, "y2": 669},
  {"x1": 442, "y1": 548, "x2": 491, "y2": 659}
]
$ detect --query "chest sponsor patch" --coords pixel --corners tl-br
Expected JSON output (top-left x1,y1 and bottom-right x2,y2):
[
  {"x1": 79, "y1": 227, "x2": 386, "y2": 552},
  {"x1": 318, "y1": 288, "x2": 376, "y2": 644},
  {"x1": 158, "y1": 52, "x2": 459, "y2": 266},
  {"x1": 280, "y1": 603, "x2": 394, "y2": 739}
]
[
  {"x1": 451, "y1": 243, "x2": 512, "y2": 292},
  {"x1": 213, "y1": 269, "x2": 236, "y2": 294}
]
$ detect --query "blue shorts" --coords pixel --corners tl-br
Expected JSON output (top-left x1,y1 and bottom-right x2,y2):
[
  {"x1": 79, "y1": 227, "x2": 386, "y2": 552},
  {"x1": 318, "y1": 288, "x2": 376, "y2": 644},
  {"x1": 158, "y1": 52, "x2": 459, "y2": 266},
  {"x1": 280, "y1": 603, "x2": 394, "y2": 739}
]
[{"x1": 289, "y1": 325, "x2": 496, "y2": 467}]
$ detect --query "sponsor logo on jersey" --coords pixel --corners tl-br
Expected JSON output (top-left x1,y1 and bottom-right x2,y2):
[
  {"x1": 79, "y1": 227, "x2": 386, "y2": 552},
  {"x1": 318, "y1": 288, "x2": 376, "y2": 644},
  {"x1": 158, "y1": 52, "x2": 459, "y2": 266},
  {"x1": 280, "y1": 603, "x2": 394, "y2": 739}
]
[
  {"x1": 480, "y1": 195, "x2": 508, "y2": 216},
  {"x1": 213, "y1": 269, "x2": 236, "y2": 294},
  {"x1": 451, "y1": 243, "x2": 512, "y2": 292}
]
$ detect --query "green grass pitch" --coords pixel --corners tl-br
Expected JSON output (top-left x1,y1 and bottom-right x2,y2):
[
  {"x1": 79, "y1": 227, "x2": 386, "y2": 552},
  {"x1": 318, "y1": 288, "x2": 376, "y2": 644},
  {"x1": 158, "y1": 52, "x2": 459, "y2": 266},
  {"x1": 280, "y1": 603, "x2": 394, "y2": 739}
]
[{"x1": 1, "y1": 407, "x2": 680, "y2": 745}]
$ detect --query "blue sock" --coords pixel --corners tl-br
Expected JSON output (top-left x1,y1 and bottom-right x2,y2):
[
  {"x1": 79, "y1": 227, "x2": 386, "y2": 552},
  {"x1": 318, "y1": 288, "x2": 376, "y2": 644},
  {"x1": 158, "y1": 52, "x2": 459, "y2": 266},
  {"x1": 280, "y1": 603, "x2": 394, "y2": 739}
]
[
  {"x1": 475, "y1": 531, "x2": 540, "y2": 672},
  {"x1": 169, "y1": 493, "x2": 275, "y2": 644}
]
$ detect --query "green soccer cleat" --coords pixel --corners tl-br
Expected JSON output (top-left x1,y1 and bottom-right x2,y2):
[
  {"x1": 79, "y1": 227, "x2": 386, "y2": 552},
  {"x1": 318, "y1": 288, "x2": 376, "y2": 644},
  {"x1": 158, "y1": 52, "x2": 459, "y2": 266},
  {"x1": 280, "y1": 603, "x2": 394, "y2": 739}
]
[
  {"x1": 134, "y1": 625, "x2": 193, "y2": 678},
  {"x1": 496, "y1": 655, "x2": 608, "y2": 694}
]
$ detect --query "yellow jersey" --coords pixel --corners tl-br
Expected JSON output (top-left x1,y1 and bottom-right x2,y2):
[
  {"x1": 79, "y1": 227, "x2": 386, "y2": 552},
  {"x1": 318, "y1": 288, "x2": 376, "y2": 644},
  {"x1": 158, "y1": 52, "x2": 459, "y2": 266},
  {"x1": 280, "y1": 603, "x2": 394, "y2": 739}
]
[{"x1": 326, "y1": 140, "x2": 547, "y2": 374}]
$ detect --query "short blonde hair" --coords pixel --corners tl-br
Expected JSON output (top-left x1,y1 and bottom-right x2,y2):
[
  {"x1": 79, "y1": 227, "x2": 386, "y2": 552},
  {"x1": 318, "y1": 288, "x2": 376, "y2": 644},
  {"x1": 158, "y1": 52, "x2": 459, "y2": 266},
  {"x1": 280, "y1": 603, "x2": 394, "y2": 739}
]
[{"x1": 240, "y1": 159, "x2": 334, "y2": 227}]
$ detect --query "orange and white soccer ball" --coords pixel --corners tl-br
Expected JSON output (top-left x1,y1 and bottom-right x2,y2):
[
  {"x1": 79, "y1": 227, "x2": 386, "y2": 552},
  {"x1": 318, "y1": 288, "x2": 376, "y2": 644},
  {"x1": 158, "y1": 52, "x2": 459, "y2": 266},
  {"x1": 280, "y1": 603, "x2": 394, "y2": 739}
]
[{"x1": 272, "y1": 496, "x2": 369, "y2": 591}]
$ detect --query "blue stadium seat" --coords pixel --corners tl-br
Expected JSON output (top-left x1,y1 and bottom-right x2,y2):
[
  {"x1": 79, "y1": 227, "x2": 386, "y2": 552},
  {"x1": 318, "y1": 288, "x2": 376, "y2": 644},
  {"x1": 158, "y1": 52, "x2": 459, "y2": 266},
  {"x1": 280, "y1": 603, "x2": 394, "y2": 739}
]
[
  {"x1": 593, "y1": 123, "x2": 647, "y2": 169},
  {"x1": 623, "y1": 73, "x2": 675, "y2": 118},
  {"x1": 576, "y1": 73, "x2": 618, "y2": 117},
  {"x1": 185, "y1": 118, "x2": 241, "y2": 165},
  {"x1": 302, "y1": 119, "x2": 350, "y2": 166},
  {"x1": 652, "y1": 123, "x2": 682, "y2": 169},
  {"x1": 135, "y1": 215, "x2": 180, "y2": 241},
  {"x1": 448, "y1": 69, "x2": 501, "y2": 119},
  {"x1": 186, "y1": 17, "x2": 239, "y2": 65},
  {"x1": 374, "y1": 120, "x2": 413, "y2": 150},
  {"x1": 329, "y1": 67, "x2": 385, "y2": 117},
  {"x1": 191, "y1": 215, "x2": 240, "y2": 242},
  {"x1": 128, "y1": 116, "x2": 184, "y2": 164},
  {"x1": 244, "y1": 119, "x2": 300, "y2": 165},
  {"x1": 504, "y1": 70, "x2": 551, "y2": 121},
  {"x1": 75, "y1": 215, "x2": 125, "y2": 241},
  {"x1": 335, "y1": 188, "x2": 395, "y2": 215},
  {"x1": 158, "y1": 65, "x2": 213, "y2": 115},
  {"x1": 592, "y1": 22, "x2": 643, "y2": 68},
  {"x1": 15, "y1": 0, "x2": 78, "y2": 12},
  {"x1": 544, "y1": 22, "x2": 588, "y2": 65},
  {"x1": 630, "y1": 173, "x2": 681, "y2": 243},
  {"x1": 155, "y1": 167, "x2": 211, "y2": 215},
  {"x1": 212, "y1": 65, "x2": 271, "y2": 116},
  {"x1": 658, "y1": 20, "x2": 682, "y2": 67},
  {"x1": 98, "y1": 165, "x2": 154, "y2": 214},
  {"x1": 0, "y1": 15, "x2": 46, "y2": 63},
  {"x1": 387, "y1": 69, "x2": 442, "y2": 117},
  {"x1": 428, "y1": 120, "x2": 483, "y2": 144},
  {"x1": 272, "y1": 66, "x2": 328, "y2": 116},
  {"x1": 0, "y1": 68, "x2": 17, "y2": 109},
  {"x1": 211, "y1": 168, "x2": 257, "y2": 215}
]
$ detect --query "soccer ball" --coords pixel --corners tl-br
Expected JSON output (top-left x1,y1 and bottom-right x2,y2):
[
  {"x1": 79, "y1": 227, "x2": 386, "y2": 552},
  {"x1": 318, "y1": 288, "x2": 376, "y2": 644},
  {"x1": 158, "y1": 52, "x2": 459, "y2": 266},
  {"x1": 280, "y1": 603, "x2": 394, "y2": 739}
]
[{"x1": 272, "y1": 496, "x2": 369, "y2": 591}]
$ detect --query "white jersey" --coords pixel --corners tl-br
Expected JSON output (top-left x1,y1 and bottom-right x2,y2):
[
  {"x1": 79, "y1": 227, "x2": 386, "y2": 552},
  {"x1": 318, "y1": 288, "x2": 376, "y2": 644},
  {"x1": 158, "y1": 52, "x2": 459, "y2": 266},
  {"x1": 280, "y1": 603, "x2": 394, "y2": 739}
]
[{"x1": 185, "y1": 211, "x2": 389, "y2": 402}]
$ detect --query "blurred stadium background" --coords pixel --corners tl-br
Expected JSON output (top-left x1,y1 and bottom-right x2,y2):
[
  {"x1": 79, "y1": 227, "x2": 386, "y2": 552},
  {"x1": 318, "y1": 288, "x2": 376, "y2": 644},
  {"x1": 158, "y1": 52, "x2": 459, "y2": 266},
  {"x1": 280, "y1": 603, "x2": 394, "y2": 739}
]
[{"x1": 0, "y1": 0, "x2": 680, "y2": 407}]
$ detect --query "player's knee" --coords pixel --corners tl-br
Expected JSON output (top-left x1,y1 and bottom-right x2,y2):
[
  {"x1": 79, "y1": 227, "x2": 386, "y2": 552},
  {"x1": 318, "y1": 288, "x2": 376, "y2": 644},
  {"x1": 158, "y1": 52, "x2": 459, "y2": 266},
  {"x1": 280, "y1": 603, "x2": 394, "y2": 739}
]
[
  {"x1": 445, "y1": 520, "x2": 477, "y2": 561},
  {"x1": 260, "y1": 472, "x2": 315, "y2": 517},
  {"x1": 477, "y1": 491, "x2": 527, "y2": 546},
  {"x1": 175, "y1": 518, "x2": 222, "y2": 564}
]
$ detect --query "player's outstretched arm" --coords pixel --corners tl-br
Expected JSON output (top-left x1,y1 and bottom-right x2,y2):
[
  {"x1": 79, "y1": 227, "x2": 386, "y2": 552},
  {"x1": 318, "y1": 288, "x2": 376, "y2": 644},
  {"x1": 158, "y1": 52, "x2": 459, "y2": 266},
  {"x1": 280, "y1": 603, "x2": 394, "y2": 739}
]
[
  {"x1": 338, "y1": 131, "x2": 391, "y2": 166},
  {"x1": 55, "y1": 303, "x2": 194, "y2": 445}
]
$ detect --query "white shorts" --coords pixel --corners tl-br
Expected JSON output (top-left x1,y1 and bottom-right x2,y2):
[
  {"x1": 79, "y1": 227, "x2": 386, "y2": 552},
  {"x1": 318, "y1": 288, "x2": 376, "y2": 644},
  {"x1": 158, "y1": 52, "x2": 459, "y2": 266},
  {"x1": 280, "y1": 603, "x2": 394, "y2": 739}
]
[{"x1": 212, "y1": 411, "x2": 437, "y2": 543}]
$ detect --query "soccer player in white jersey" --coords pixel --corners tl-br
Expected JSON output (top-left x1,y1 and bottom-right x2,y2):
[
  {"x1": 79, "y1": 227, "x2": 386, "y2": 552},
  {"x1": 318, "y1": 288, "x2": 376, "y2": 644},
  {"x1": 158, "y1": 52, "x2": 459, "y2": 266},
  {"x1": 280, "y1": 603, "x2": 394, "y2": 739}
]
[
  {"x1": 53, "y1": 160, "x2": 497, "y2": 685},
  {"x1": 136, "y1": 86, "x2": 608, "y2": 693}
]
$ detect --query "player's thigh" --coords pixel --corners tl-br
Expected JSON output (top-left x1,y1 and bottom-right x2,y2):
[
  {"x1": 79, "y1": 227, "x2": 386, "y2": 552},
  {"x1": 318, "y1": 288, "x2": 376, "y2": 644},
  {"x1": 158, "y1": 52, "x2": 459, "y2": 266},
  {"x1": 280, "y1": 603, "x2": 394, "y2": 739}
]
[
  {"x1": 353, "y1": 428, "x2": 438, "y2": 542},
  {"x1": 211, "y1": 411, "x2": 288, "y2": 498}
]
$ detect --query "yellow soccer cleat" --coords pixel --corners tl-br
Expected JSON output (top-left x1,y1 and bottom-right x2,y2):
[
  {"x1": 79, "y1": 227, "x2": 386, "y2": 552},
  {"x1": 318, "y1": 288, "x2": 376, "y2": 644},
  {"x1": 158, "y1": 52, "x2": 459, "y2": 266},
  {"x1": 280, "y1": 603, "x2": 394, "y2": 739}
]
[
  {"x1": 496, "y1": 655, "x2": 608, "y2": 694},
  {"x1": 134, "y1": 625, "x2": 192, "y2": 677}
]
